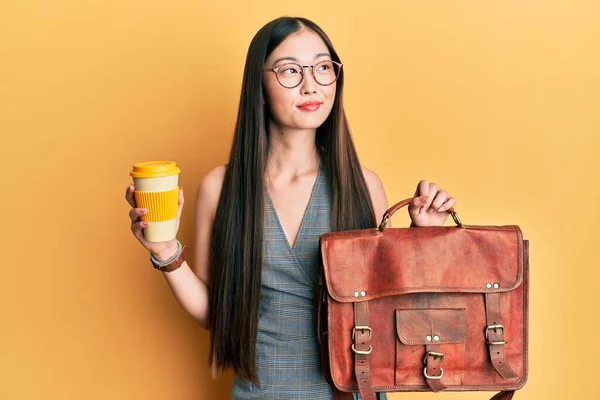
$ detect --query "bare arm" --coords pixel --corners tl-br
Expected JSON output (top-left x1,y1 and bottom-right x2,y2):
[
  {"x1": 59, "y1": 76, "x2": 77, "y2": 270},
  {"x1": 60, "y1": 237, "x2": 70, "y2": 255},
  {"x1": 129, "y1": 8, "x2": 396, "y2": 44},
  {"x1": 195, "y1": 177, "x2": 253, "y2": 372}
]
[
  {"x1": 361, "y1": 166, "x2": 391, "y2": 227},
  {"x1": 153, "y1": 166, "x2": 225, "y2": 330}
]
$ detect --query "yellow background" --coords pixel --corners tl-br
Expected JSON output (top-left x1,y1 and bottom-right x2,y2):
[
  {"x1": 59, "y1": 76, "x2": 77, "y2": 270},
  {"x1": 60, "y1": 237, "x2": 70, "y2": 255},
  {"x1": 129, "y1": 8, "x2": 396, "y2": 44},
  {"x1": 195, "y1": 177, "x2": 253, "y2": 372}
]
[{"x1": 2, "y1": 0, "x2": 598, "y2": 399}]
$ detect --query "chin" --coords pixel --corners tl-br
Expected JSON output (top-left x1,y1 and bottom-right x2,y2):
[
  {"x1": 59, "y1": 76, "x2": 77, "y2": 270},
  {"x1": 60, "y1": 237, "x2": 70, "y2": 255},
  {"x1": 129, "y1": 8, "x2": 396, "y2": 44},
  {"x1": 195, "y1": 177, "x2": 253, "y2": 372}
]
[
  {"x1": 293, "y1": 114, "x2": 330, "y2": 129},
  {"x1": 292, "y1": 121, "x2": 326, "y2": 130}
]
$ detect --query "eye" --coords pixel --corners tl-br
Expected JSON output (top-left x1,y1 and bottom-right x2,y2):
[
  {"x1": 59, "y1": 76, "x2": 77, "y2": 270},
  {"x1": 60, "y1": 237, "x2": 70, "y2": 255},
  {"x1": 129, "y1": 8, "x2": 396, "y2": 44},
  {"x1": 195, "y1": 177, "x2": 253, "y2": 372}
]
[
  {"x1": 315, "y1": 62, "x2": 332, "y2": 72},
  {"x1": 278, "y1": 64, "x2": 301, "y2": 75}
]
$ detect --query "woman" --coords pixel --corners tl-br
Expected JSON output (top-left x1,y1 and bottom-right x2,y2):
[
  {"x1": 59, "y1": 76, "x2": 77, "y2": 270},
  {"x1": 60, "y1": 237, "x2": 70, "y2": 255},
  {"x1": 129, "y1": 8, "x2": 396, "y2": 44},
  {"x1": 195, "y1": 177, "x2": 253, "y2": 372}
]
[{"x1": 125, "y1": 16, "x2": 456, "y2": 399}]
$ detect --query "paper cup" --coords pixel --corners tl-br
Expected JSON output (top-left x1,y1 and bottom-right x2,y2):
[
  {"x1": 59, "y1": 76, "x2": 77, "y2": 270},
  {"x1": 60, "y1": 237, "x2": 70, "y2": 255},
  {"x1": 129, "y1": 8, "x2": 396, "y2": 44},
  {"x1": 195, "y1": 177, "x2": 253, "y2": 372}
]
[{"x1": 130, "y1": 161, "x2": 181, "y2": 242}]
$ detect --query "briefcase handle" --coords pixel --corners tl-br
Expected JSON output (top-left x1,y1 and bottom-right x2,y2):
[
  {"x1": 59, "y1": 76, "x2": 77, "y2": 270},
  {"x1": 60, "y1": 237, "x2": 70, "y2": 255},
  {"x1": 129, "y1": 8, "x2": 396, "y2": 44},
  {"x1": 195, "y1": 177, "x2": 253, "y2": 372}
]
[{"x1": 378, "y1": 197, "x2": 463, "y2": 231}]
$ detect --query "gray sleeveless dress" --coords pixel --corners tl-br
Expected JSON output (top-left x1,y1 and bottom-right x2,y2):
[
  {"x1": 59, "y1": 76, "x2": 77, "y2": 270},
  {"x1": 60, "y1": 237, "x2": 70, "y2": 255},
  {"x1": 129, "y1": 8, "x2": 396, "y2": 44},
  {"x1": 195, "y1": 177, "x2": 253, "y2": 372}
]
[{"x1": 230, "y1": 160, "x2": 386, "y2": 400}]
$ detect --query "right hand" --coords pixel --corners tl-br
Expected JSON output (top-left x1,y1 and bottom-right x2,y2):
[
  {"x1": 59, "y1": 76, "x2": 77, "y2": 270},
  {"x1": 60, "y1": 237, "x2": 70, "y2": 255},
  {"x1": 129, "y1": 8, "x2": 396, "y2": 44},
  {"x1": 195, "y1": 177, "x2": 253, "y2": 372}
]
[{"x1": 125, "y1": 182, "x2": 185, "y2": 261}]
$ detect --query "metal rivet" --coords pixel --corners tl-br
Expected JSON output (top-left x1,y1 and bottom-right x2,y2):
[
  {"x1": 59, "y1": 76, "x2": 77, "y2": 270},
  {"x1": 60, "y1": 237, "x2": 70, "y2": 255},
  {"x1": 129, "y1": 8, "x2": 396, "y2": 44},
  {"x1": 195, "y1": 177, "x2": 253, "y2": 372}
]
[
  {"x1": 493, "y1": 283, "x2": 499, "y2": 289},
  {"x1": 426, "y1": 335, "x2": 432, "y2": 341},
  {"x1": 354, "y1": 291, "x2": 359, "y2": 297},
  {"x1": 434, "y1": 335, "x2": 440, "y2": 341},
  {"x1": 360, "y1": 290, "x2": 366, "y2": 297},
  {"x1": 486, "y1": 283, "x2": 492, "y2": 289}
]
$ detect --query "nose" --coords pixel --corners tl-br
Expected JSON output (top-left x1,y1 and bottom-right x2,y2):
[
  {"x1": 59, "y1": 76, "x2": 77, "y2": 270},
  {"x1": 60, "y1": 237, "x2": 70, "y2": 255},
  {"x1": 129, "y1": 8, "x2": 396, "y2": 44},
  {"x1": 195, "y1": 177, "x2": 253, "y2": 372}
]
[{"x1": 299, "y1": 66, "x2": 318, "y2": 94}]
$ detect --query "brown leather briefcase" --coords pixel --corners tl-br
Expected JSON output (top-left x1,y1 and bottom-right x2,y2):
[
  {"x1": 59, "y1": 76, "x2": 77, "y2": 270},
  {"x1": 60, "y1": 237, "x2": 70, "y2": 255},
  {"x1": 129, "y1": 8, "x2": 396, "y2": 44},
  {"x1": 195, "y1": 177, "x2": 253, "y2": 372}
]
[{"x1": 317, "y1": 198, "x2": 529, "y2": 400}]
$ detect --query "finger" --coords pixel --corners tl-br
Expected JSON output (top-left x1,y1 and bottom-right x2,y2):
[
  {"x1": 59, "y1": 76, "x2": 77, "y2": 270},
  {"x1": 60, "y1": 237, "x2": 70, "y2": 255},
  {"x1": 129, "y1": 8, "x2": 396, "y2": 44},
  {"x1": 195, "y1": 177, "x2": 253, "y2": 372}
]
[
  {"x1": 129, "y1": 207, "x2": 147, "y2": 222},
  {"x1": 429, "y1": 190, "x2": 448, "y2": 213},
  {"x1": 437, "y1": 197, "x2": 456, "y2": 213},
  {"x1": 125, "y1": 183, "x2": 137, "y2": 208},
  {"x1": 413, "y1": 181, "x2": 431, "y2": 214},
  {"x1": 131, "y1": 220, "x2": 149, "y2": 240},
  {"x1": 176, "y1": 187, "x2": 184, "y2": 221},
  {"x1": 424, "y1": 182, "x2": 438, "y2": 211},
  {"x1": 412, "y1": 195, "x2": 429, "y2": 207},
  {"x1": 414, "y1": 180, "x2": 430, "y2": 198},
  {"x1": 178, "y1": 187, "x2": 184, "y2": 206}
]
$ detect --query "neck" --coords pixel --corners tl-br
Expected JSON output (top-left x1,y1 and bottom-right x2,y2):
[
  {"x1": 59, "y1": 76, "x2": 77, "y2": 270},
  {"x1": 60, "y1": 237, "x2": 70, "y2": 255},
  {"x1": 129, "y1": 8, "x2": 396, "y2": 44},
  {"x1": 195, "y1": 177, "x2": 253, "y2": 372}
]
[{"x1": 266, "y1": 120, "x2": 320, "y2": 180}]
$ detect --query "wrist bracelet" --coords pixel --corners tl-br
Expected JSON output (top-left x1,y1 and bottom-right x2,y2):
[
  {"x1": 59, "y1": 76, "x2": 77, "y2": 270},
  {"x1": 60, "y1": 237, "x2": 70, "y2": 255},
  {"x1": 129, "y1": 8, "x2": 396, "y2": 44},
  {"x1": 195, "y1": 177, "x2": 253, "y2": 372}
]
[{"x1": 150, "y1": 240, "x2": 182, "y2": 267}]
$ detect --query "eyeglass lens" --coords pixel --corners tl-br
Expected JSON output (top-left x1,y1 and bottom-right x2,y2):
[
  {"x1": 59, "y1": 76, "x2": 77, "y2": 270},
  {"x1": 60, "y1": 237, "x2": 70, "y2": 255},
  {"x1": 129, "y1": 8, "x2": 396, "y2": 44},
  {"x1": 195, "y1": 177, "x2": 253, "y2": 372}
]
[{"x1": 276, "y1": 61, "x2": 340, "y2": 88}]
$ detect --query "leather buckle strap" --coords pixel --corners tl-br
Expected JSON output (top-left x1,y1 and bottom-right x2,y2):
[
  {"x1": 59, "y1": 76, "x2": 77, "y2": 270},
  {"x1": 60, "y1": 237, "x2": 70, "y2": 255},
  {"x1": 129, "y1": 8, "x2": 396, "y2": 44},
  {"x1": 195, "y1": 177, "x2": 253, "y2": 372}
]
[
  {"x1": 351, "y1": 343, "x2": 373, "y2": 355},
  {"x1": 351, "y1": 325, "x2": 373, "y2": 356},
  {"x1": 484, "y1": 293, "x2": 518, "y2": 379},
  {"x1": 486, "y1": 324, "x2": 507, "y2": 345},
  {"x1": 423, "y1": 345, "x2": 446, "y2": 391},
  {"x1": 423, "y1": 366, "x2": 444, "y2": 380},
  {"x1": 423, "y1": 351, "x2": 444, "y2": 363},
  {"x1": 353, "y1": 301, "x2": 375, "y2": 400},
  {"x1": 352, "y1": 326, "x2": 372, "y2": 340}
]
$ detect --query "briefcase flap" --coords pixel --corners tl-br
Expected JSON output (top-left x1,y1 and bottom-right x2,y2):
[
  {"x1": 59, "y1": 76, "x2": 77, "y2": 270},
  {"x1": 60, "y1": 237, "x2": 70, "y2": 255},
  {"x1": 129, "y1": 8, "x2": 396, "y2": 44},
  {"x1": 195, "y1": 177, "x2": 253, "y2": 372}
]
[{"x1": 320, "y1": 225, "x2": 524, "y2": 303}]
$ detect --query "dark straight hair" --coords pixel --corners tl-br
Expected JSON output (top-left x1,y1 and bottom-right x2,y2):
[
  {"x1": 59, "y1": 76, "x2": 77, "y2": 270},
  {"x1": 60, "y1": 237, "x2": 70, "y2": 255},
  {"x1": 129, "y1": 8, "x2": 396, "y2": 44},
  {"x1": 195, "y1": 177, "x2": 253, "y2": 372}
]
[{"x1": 209, "y1": 16, "x2": 377, "y2": 383}]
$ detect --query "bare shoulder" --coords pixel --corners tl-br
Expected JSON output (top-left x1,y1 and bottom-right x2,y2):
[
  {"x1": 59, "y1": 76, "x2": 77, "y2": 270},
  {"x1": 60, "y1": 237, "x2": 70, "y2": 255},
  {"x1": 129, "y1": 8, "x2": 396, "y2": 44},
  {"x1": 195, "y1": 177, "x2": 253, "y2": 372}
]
[
  {"x1": 361, "y1": 166, "x2": 383, "y2": 187},
  {"x1": 196, "y1": 165, "x2": 226, "y2": 218},
  {"x1": 361, "y1": 165, "x2": 386, "y2": 201},
  {"x1": 361, "y1": 165, "x2": 390, "y2": 225},
  {"x1": 192, "y1": 165, "x2": 226, "y2": 283},
  {"x1": 200, "y1": 165, "x2": 226, "y2": 190}
]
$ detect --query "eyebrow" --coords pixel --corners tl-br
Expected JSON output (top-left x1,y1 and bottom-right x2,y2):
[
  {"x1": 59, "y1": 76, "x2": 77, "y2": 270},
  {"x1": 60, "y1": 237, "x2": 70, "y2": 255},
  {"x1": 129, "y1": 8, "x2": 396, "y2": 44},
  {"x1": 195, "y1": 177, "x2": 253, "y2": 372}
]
[{"x1": 271, "y1": 53, "x2": 331, "y2": 66}]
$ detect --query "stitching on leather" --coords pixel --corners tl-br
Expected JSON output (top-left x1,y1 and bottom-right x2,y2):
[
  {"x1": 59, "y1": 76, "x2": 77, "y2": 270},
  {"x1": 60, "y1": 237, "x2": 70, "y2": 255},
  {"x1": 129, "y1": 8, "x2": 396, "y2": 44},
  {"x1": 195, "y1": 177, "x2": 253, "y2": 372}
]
[
  {"x1": 521, "y1": 239, "x2": 529, "y2": 386},
  {"x1": 322, "y1": 226, "x2": 524, "y2": 302},
  {"x1": 323, "y1": 231, "x2": 529, "y2": 392}
]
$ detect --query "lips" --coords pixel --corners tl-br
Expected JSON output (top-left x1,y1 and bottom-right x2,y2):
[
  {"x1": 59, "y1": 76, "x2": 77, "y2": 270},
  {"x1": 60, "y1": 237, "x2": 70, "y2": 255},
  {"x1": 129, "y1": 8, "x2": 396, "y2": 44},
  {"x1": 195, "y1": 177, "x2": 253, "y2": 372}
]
[{"x1": 297, "y1": 101, "x2": 322, "y2": 111}]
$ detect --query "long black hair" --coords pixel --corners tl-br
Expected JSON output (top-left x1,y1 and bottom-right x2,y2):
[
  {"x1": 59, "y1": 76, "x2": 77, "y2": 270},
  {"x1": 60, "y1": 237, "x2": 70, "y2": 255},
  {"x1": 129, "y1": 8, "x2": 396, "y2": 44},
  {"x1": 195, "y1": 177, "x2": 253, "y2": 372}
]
[{"x1": 209, "y1": 16, "x2": 376, "y2": 382}]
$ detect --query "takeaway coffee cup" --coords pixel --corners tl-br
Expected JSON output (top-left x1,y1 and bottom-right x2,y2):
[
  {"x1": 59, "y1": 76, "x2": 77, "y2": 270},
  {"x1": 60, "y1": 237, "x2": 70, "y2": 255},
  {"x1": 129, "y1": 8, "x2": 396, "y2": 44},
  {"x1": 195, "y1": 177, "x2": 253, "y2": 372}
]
[{"x1": 129, "y1": 161, "x2": 181, "y2": 242}]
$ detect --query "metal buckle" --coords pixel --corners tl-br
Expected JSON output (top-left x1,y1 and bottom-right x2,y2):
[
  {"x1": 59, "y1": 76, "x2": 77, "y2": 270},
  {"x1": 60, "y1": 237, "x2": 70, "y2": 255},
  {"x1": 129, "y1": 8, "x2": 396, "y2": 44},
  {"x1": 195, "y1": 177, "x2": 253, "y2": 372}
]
[
  {"x1": 423, "y1": 366, "x2": 444, "y2": 380},
  {"x1": 423, "y1": 351, "x2": 444, "y2": 364},
  {"x1": 351, "y1": 343, "x2": 373, "y2": 355},
  {"x1": 485, "y1": 325, "x2": 505, "y2": 339},
  {"x1": 352, "y1": 326, "x2": 372, "y2": 340},
  {"x1": 486, "y1": 325, "x2": 507, "y2": 345},
  {"x1": 422, "y1": 351, "x2": 444, "y2": 379}
]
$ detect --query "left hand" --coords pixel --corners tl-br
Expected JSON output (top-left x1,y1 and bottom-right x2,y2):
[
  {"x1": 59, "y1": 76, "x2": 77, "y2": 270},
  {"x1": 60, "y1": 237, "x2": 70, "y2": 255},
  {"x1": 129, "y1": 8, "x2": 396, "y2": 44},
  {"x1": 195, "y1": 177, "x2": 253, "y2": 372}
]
[{"x1": 408, "y1": 180, "x2": 457, "y2": 227}]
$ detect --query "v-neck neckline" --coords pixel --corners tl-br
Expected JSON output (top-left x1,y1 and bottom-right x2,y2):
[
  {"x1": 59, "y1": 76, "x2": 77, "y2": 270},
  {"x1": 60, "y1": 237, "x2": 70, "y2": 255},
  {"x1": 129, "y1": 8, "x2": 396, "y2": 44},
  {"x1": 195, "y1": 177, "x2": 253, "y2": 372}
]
[{"x1": 266, "y1": 161, "x2": 322, "y2": 251}]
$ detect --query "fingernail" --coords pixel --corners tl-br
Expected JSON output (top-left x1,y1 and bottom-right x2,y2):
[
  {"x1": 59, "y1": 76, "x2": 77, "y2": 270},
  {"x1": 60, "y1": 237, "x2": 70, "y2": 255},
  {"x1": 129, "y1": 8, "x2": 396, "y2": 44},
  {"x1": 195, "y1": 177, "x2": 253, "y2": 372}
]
[
  {"x1": 141, "y1": 209, "x2": 146, "y2": 213},
  {"x1": 419, "y1": 207, "x2": 424, "y2": 214}
]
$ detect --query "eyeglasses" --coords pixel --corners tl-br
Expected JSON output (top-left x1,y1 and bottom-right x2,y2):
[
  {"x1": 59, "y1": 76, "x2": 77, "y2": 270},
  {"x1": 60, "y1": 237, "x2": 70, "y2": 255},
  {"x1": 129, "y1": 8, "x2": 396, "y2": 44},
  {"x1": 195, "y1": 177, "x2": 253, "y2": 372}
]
[{"x1": 262, "y1": 60, "x2": 343, "y2": 89}]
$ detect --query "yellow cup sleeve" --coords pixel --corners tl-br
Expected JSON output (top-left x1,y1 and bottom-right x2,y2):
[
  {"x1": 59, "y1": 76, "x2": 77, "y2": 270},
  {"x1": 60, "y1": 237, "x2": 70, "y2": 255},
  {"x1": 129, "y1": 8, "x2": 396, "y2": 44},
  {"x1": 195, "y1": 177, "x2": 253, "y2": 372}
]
[{"x1": 134, "y1": 188, "x2": 179, "y2": 222}]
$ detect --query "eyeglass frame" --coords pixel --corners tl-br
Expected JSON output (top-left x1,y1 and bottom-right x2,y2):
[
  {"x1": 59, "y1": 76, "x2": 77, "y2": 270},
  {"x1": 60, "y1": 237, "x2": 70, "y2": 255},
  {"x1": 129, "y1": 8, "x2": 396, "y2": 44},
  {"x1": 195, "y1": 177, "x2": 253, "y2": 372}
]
[{"x1": 262, "y1": 60, "x2": 343, "y2": 89}]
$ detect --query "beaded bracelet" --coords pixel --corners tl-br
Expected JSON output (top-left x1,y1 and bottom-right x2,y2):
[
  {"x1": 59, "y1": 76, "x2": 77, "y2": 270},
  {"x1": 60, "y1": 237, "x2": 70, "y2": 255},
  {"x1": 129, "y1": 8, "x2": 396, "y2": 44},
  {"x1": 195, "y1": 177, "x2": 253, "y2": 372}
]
[{"x1": 150, "y1": 239, "x2": 182, "y2": 267}]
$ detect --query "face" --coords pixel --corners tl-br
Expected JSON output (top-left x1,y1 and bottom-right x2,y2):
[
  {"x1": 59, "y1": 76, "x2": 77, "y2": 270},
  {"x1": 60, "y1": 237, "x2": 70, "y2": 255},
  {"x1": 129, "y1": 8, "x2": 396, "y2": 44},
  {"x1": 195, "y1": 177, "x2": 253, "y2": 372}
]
[{"x1": 263, "y1": 29, "x2": 338, "y2": 132}]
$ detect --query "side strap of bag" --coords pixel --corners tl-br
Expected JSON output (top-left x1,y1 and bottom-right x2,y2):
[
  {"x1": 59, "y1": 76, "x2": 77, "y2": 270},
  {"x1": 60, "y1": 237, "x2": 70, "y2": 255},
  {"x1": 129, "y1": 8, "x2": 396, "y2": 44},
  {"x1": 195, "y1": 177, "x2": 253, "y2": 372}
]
[
  {"x1": 352, "y1": 301, "x2": 375, "y2": 400},
  {"x1": 485, "y1": 292, "x2": 518, "y2": 379}
]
